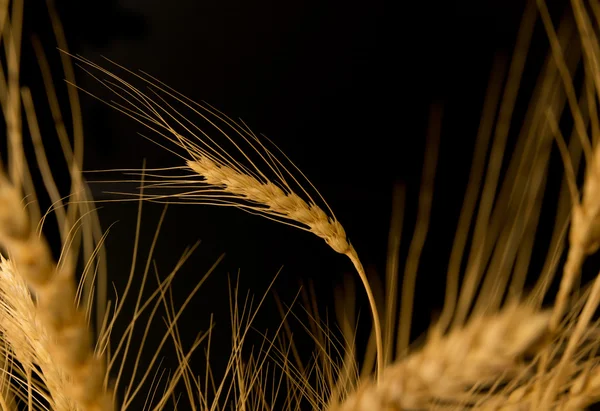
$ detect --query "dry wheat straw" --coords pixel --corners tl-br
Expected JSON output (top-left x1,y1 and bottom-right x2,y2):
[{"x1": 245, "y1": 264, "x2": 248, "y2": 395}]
[{"x1": 0, "y1": 0, "x2": 349, "y2": 409}]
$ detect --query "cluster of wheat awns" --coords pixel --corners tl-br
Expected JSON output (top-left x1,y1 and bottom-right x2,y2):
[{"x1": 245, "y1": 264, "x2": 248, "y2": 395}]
[{"x1": 4, "y1": 0, "x2": 600, "y2": 410}]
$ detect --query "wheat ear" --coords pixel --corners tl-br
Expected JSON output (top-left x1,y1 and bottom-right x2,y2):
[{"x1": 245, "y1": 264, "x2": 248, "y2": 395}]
[
  {"x1": 0, "y1": 176, "x2": 113, "y2": 410},
  {"x1": 187, "y1": 155, "x2": 383, "y2": 375},
  {"x1": 187, "y1": 157, "x2": 350, "y2": 253},
  {"x1": 330, "y1": 304, "x2": 550, "y2": 410},
  {"x1": 65, "y1": 54, "x2": 385, "y2": 378}
]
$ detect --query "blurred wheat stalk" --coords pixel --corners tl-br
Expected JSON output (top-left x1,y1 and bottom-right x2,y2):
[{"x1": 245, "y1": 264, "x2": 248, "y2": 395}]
[{"x1": 2, "y1": 0, "x2": 600, "y2": 410}]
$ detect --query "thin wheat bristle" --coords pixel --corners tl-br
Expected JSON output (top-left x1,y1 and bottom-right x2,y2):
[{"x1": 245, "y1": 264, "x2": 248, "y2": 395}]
[{"x1": 558, "y1": 365, "x2": 600, "y2": 409}]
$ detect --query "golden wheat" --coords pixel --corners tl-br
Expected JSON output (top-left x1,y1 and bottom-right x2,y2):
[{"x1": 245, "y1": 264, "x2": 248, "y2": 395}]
[{"x1": 7, "y1": 0, "x2": 600, "y2": 410}]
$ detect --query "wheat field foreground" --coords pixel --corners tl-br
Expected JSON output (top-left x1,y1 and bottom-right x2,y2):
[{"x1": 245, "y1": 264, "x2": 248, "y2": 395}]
[{"x1": 2, "y1": 0, "x2": 600, "y2": 410}]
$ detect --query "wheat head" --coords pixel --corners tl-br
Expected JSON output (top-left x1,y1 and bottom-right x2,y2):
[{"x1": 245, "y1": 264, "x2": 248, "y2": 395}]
[
  {"x1": 327, "y1": 304, "x2": 550, "y2": 411},
  {"x1": 187, "y1": 156, "x2": 351, "y2": 254},
  {"x1": 67, "y1": 54, "x2": 387, "y2": 378}
]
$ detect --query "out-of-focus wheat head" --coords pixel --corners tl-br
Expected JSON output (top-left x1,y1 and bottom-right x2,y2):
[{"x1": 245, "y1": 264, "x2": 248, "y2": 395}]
[{"x1": 0, "y1": 0, "x2": 115, "y2": 409}]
